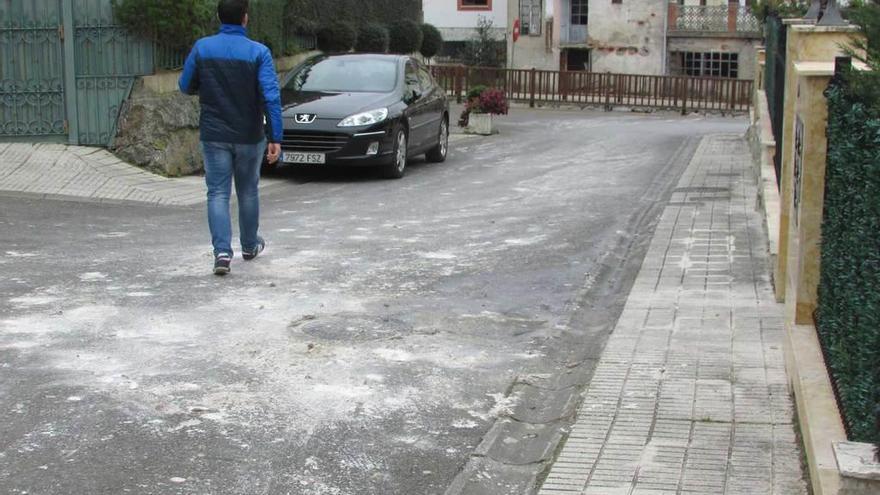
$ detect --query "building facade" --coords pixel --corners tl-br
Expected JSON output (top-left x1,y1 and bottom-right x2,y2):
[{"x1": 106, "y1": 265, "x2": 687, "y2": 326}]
[
  {"x1": 504, "y1": 0, "x2": 761, "y2": 80},
  {"x1": 667, "y1": 0, "x2": 762, "y2": 80},
  {"x1": 424, "y1": 0, "x2": 509, "y2": 61},
  {"x1": 584, "y1": 0, "x2": 667, "y2": 75},
  {"x1": 505, "y1": 0, "x2": 560, "y2": 70}
]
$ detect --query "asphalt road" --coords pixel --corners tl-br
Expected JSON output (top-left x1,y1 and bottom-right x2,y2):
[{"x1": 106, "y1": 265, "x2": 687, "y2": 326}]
[{"x1": 0, "y1": 108, "x2": 747, "y2": 495}]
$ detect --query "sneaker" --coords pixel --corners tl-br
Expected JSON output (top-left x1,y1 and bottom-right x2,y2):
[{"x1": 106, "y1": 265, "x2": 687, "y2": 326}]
[
  {"x1": 214, "y1": 253, "x2": 232, "y2": 276},
  {"x1": 242, "y1": 238, "x2": 266, "y2": 261}
]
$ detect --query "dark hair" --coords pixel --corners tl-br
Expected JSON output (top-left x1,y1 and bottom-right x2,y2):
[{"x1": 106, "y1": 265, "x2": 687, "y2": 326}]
[{"x1": 218, "y1": 0, "x2": 249, "y2": 25}]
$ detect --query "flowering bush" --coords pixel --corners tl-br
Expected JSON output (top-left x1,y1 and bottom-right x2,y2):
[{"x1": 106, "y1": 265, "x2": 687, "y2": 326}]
[
  {"x1": 477, "y1": 88, "x2": 509, "y2": 115},
  {"x1": 458, "y1": 87, "x2": 508, "y2": 127}
]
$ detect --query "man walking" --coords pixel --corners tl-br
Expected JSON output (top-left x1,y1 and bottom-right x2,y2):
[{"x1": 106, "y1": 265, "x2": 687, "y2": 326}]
[{"x1": 179, "y1": 0, "x2": 282, "y2": 275}]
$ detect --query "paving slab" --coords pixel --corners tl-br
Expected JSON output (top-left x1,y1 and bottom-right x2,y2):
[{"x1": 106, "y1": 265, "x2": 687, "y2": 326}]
[{"x1": 538, "y1": 135, "x2": 808, "y2": 495}]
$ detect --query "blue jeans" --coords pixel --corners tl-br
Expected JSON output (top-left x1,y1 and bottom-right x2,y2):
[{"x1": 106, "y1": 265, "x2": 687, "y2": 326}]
[{"x1": 201, "y1": 140, "x2": 266, "y2": 257}]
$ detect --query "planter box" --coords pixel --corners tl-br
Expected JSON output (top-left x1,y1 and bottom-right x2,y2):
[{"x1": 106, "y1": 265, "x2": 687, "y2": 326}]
[{"x1": 467, "y1": 113, "x2": 494, "y2": 135}]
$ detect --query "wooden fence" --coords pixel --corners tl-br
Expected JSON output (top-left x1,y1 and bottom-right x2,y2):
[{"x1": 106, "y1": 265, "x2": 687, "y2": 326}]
[{"x1": 430, "y1": 66, "x2": 754, "y2": 114}]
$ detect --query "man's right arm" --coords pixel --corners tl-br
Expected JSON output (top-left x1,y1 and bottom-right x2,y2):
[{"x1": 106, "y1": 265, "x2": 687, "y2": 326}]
[{"x1": 178, "y1": 44, "x2": 200, "y2": 95}]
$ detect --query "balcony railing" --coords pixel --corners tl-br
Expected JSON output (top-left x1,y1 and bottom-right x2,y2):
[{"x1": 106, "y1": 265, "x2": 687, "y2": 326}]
[
  {"x1": 669, "y1": 4, "x2": 761, "y2": 35},
  {"x1": 678, "y1": 5, "x2": 728, "y2": 32}
]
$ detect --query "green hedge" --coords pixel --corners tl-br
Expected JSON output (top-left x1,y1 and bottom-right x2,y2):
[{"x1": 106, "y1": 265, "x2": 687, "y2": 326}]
[
  {"x1": 249, "y1": 0, "x2": 287, "y2": 55},
  {"x1": 285, "y1": 0, "x2": 422, "y2": 32},
  {"x1": 112, "y1": 0, "x2": 215, "y2": 49},
  {"x1": 817, "y1": 71, "x2": 880, "y2": 445}
]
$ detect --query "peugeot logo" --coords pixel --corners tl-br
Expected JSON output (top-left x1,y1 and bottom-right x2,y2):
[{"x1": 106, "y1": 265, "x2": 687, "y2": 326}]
[{"x1": 295, "y1": 113, "x2": 317, "y2": 124}]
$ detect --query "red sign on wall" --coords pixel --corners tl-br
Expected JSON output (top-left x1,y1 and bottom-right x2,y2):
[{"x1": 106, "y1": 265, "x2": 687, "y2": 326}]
[{"x1": 513, "y1": 18, "x2": 521, "y2": 43}]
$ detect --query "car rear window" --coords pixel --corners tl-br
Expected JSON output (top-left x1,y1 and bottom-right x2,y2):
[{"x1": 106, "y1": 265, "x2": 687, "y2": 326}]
[{"x1": 284, "y1": 58, "x2": 399, "y2": 93}]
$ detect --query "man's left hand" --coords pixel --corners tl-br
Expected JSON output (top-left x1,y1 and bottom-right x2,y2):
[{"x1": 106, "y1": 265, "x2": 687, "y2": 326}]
[{"x1": 267, "y1": 143, "x2": 281, "y2": 164}]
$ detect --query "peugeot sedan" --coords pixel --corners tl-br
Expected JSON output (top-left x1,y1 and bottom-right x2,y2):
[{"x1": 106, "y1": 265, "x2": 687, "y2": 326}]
[{"x1": 268, "y1": 54, "x2": 449, "y2": 178}]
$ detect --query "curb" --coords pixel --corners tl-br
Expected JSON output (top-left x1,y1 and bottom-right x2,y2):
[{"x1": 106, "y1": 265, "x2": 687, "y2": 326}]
[
  {"x1": 784, "y1": 322, "x2": 847, "y2": 495},
  {"x1": 0, "y1": 189, "x2": 200, "y2": 208}
]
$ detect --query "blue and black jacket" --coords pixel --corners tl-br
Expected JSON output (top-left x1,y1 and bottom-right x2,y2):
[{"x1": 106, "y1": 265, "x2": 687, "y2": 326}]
[{"x1": 179, "y1": 24, "x2": 283, "y2": 144}]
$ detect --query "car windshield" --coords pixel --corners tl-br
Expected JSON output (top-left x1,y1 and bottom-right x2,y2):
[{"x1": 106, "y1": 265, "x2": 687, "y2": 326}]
[{"x1": 284, "y1": 57, "x2": 399, "y2": 93}]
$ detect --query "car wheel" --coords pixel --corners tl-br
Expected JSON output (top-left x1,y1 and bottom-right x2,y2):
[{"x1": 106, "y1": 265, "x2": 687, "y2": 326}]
[
  {"x1": 425, "y1": 117, "x2": 448, "y2": 163},
  {"x1": 381, "y1": 128, "x2": 408, "y2": 179}
]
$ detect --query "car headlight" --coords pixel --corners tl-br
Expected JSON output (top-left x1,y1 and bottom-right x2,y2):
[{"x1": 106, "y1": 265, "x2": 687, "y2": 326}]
[{"x1": 338, "y1": 108, "x2": 389, "y2": 127}]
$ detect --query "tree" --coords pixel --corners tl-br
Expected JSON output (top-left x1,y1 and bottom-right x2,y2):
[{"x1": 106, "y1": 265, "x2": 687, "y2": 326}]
[
  {"x1": 848, "y1": 1, "x2": 880, "y2": 66},
  {"x1": 845, "y1": 0, "x2": 880, "y2": 106},
  {"x1": 747, "y1": 0, "x2": 808, "y2": 20},
  {"x1": 459, "y1": 16, "x2": 503, "y2": 68},
  {"x1": 420, "y1": 23, "x2": 443, "y2": 59}
]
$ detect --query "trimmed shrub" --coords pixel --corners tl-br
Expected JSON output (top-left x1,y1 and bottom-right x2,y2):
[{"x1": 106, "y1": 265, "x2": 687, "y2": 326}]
[
  {"x1": 420, "y1": 23, "x2": 443, "y2": 59},
  {"x1": 355, "y1": 24, "x2": 389, "y2": 53},
  {"x1": 317, "y1": 21, "x2": 357, "y2": 53},
  {"x1": 388, "y1": 19, "x2": 423, "y2": 54}
]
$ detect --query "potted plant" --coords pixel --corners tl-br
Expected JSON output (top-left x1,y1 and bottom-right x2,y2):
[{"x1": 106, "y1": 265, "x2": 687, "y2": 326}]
[{"x1": 459, "y1": 86, "x2": 508, "y2": 135}]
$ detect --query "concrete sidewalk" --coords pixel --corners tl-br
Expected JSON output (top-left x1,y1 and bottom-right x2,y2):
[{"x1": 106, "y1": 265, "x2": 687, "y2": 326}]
[
  {"x1": 0, "y1": 137, "x2": 477, "y2": 207},
  {"x1": 538, "y1": 135, "x2": 807, "y2": 494},
  {"x1": 0, "y1": 142, "x2": 208, "y2": 206}
]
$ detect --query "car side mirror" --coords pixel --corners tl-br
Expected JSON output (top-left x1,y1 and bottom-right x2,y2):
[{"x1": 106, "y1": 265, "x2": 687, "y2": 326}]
[{"x1": 406, "y1": 89, "x2": 422, "y2": 104}]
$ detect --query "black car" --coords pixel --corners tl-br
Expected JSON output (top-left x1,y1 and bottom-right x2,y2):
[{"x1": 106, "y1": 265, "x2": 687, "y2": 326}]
[{"x1": 267, "y1": 54, "x2": 449, "y2": 178}]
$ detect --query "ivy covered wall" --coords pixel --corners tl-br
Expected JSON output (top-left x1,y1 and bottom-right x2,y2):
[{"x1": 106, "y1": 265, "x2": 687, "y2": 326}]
[{"x1": 817, "y1": 71, "x2": 880, "y2": 445}]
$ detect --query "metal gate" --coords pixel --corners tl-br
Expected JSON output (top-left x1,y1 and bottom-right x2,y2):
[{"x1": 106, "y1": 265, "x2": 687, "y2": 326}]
[
  {"x1": 0, "y1": 0, "x2": 153, "y2": 146},
  {"x1": 0, "y1": 0, "x2": 66, "y2": 139},
  {"x1": 764, "y1": 14, "x2": 786, "y2": 188},
  {"x1": 69, "y1": 0, "x2": 152, "y2": 145}
]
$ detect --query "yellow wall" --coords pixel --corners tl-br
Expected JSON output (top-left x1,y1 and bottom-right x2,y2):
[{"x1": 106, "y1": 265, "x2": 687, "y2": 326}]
[{"x1": 776, "y1": 23, "x2": 860, "y2": 305}]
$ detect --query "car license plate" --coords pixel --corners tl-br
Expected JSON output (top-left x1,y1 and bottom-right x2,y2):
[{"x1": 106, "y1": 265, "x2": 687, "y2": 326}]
[{"x1": 283, "y1": 152, "x2": 325, "y2": 164}]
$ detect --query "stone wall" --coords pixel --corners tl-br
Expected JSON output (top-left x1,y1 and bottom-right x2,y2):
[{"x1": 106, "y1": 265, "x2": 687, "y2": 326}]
[
  {"x1": 112, "y1": 52, "x2": 320, "y2": 177},
  {"x1": 112, "y1": 81, "x2": 202, "y2": 177}
]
